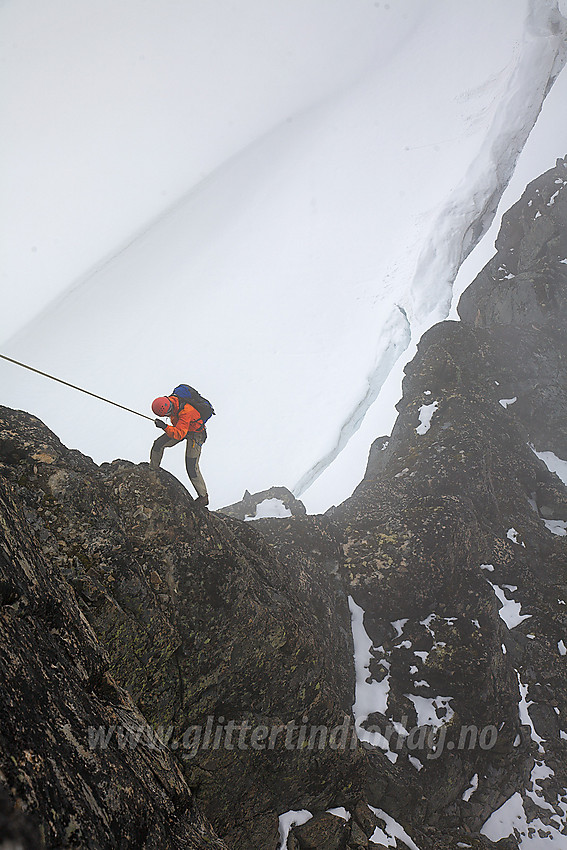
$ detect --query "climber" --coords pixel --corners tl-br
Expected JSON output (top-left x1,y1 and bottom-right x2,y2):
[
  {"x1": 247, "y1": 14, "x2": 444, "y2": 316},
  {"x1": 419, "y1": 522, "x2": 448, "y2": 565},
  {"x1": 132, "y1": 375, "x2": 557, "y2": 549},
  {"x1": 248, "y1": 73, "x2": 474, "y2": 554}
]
[{"x1": 149, "y1": 391, "x2": 210, "y2": 508}]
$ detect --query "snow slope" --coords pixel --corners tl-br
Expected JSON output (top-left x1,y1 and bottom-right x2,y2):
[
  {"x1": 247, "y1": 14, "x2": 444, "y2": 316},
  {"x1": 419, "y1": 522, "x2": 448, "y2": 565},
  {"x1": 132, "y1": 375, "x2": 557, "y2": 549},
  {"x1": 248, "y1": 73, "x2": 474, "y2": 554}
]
[{"x1": 1, "y1": 0, "x2": 566, "y2": 512}]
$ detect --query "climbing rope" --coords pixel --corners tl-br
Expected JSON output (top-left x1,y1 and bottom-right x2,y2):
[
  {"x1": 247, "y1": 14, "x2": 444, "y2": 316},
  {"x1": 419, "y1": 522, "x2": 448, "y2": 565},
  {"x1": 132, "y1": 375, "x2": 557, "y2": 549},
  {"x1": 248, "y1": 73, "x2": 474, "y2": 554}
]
[{"x1": 0, "y1": 353, "x2": 153, "y2": 421}]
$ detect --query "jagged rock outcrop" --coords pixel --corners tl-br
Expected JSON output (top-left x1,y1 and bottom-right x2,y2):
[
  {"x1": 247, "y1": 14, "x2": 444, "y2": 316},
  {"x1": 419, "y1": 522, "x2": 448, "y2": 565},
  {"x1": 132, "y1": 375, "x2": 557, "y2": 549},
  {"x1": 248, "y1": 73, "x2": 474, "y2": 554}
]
[
  {"x1": 2, "y1": 156, "x2": 567, "y2": 850},
  {"x1": 219, "y1": 486, "x2": 307, "y2": 520},
  {"x1": 0, "y1": 411, "x2": 372, "y2": 849},
  {"x1": 0, "y1": 473, "x2": 228, "y2": 849},
  {"x1": 240, "y1": 158, "x2": 567, "y2": 847},
  {"x1": 321, "y1": 156, "x2": 567, "y2": 846}
]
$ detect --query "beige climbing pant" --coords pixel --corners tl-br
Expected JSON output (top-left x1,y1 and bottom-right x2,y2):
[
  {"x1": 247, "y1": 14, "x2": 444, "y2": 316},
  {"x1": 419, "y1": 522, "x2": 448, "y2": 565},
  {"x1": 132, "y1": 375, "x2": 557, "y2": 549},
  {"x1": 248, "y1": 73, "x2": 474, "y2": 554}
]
[{"x1": 150, "y1": 430, "x2": 208, "y2": 499}]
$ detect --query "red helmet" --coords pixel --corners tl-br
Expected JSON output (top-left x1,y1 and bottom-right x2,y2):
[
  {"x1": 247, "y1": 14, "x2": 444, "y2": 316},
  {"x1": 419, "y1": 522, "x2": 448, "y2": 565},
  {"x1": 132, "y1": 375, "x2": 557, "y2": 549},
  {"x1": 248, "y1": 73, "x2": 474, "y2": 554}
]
[{"x1": 152, "y1": 396, "x2": 172, "y2": 416}]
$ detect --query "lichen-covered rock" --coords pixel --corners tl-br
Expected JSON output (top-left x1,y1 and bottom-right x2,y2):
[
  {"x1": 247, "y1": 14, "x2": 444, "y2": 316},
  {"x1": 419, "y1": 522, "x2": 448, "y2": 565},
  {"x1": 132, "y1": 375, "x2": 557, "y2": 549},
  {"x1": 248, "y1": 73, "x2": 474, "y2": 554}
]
[
  {"x1": 291, "y1": 811, "x2": 349, "y2": 848},
  {"x1": 0, "y1": 407, "x2": 372, "y2": 849},
  {"x1": 0, "y1": 475, "x2": 228, "y2": 849},
  {"x1": 326, "y1": 157, "x2": 567, "y2": 845}
]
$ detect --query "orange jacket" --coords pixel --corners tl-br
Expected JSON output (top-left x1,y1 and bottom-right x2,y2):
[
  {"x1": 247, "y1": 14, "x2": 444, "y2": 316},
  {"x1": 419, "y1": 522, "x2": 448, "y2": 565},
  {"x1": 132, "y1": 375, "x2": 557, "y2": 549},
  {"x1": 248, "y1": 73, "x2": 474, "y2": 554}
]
[{"x1": 164, "y1": 396, "x2": 204, "y2": 440}]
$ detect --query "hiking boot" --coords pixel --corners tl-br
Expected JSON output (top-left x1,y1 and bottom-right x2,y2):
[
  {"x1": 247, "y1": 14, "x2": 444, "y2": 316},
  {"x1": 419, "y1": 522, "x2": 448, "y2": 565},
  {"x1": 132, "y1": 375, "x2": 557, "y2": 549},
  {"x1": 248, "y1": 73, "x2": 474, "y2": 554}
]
[{"x1": 194, "y1": 495, "x2": 209, "y2": 508}]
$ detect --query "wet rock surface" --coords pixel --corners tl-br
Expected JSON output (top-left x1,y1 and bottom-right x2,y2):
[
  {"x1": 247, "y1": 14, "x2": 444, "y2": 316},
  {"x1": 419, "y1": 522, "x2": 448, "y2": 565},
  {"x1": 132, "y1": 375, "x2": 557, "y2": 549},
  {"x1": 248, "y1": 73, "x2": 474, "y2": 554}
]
[{"x1": 1, "y1": 157, "x2": 567, "y2": 848}]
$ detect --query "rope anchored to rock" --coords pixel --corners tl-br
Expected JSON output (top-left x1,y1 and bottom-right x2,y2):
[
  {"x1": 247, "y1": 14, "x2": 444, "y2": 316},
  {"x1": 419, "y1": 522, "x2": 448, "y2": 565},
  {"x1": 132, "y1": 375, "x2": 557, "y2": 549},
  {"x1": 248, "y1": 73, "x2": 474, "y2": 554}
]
[{"x1": 0, "y1": 353, "x2": 154, "y2": 421}]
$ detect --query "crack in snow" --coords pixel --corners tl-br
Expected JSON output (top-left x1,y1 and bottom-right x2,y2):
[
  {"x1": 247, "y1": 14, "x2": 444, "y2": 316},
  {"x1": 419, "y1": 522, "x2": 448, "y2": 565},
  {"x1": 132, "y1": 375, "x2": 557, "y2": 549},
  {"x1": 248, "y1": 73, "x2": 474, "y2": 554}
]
[{"x1": 293, "y1": 307, "x2": 411, "y2": 496}]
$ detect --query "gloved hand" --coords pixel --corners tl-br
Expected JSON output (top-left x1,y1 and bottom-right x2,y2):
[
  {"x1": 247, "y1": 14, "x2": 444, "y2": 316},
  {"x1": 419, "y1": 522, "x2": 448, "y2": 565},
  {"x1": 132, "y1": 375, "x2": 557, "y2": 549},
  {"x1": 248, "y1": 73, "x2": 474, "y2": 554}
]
[{"x1": 154, "y1": 419, "x2": 167, "y2": 430}]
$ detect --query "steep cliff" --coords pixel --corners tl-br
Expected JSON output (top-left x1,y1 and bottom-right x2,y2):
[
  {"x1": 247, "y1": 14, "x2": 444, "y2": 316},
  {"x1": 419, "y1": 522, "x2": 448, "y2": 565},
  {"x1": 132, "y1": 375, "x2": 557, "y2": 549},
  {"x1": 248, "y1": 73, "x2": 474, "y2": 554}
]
[
  {"x1": 0, "y1": 412, "x2": 373, "y2": 848},
  {"x1": 227, "y1": 156, "x2": 567, "y2": 847},
  {"x1": 1, "y1": 157, "x2": 567, "y2": 850},
  {"x1": 326, "y1": 156, "x2": 567, "y2": 845},
  {"x1": 0, "y1": 460, "x2": 229, "y2": 848}
]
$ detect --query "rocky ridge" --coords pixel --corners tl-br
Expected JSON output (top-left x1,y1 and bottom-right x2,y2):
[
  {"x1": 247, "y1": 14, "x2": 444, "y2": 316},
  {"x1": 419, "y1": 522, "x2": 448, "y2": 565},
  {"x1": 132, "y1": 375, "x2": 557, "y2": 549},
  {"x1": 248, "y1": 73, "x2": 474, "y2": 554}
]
[
  {"x1": 0, "y1": 418, "x2": 374, "y2": 848},
  {"x1": 328, "y1": 155, "x2": 567, "y2": 846},
  {"x1": 1, "y1": 156, "x2": 567, "y2": 849},
  {"x1": 0, "y1": 458, "x2": 229, "y2": 849}
]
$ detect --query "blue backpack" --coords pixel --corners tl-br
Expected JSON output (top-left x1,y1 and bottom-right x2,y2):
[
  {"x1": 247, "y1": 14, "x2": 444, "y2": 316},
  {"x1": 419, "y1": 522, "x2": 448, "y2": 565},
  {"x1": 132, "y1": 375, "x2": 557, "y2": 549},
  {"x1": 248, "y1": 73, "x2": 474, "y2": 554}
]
[{"x1": 171, "y1": 384, "x2": 215, "y2": 428}]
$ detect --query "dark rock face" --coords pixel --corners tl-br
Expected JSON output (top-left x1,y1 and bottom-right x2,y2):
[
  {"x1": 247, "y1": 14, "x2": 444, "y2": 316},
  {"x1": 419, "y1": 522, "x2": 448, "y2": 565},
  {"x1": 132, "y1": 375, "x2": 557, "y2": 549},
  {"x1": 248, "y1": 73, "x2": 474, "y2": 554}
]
[
  {"x1": 458, "y1": 156, "x2": 567, "y2": 459},
  {"x1": 0, "y1": 463, "x2": 228, "y2": 849},
  {"x1": 323, "y1": 157, "x2": 567, "y2": 845},
  {"x1": 0, "y1": 410, "x2": 370, "y2": 849},
  {"x1": 2, "y1": 156, "x2": 567, "y2": 849},
  {"x1": 458, "y1": 157, "x2": 567, "y2": 331},
  {"x1": 219, "y1": 485, "x2": 307, "y2": 520}
]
